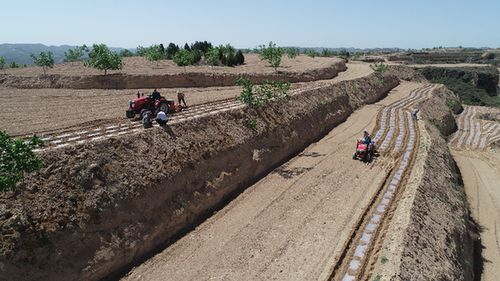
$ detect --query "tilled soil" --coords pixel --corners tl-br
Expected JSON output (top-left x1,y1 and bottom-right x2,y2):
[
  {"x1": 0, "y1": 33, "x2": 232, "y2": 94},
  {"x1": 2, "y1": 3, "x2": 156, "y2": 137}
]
[
  {"x1": 0, "y1": 62, "x2": 373, "y2": 136},
  {"x1": 122, "y1": 82, "x2": 421, "y2": 281}
]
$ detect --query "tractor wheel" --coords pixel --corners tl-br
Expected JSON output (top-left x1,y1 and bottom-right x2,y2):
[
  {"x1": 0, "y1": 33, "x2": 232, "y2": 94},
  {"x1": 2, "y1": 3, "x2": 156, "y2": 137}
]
[
  {"x1": 352, "y1": 153, "x2": 357, "y2": 160},
  {"x1": 126, "y1": 110, "x2": 135, "y2": 119},
  {"x1": 158, "y1": 102, "x2": 169, "y2": 113}
]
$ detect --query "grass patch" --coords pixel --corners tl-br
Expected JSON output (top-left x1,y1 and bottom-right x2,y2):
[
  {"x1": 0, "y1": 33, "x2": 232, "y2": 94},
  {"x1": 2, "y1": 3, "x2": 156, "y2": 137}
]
[{"x1": 430, "y1": 77, "x2": 500, "y2": 107}]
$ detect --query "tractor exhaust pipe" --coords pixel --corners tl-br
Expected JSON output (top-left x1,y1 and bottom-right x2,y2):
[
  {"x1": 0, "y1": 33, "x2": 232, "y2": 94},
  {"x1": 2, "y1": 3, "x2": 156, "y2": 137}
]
[{"x1": 137, "y1": 92, "x2": 140, "y2": 98}]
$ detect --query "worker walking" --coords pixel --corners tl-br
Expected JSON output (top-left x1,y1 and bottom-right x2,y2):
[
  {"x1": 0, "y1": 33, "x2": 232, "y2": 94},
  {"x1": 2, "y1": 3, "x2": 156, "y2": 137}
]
[
  {"x1": 177, "y1": 91, "x2": 188, "y2": 107},
  {"x1": 156, "y1": 110, "x2": 168, "y2": 126}
]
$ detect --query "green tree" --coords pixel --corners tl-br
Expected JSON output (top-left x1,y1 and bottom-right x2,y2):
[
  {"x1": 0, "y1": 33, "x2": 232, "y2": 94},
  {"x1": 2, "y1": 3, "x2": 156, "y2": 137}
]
[
  {"x1": 85, "y1": 44, "x2": 122, "y2": 75},
  {"x1": 259, "y1": 41, "x2": 283, "y2": 70},
  {"x1": 136, "y1": 45, "x2": 147, "y2": 56},
  {"x1": 235, "y1": 50, "x2": 245, "y2": 65},
  {"x1": 9, "y1": 61, "x2": 19, "y2": 68},
  {"x1": 0, "y1": 132, "x2": 44, "y2": 192},
  {"x1": 285, "y1": 48, "x2": 299, "y2": 59},
  {"x1": 0, "y1": 56, "x2": 5, "y2": 71},
  {"x1": 206, "y1": 47, "x2": 221, "y2": 66},
  {"x1": 30, "y1": 51, "x2": 54, "y2": 74},
  {"x1": 339, "y1": 49, "x2": 350, "y2": 60},
  {"x1": 166, "y1": 43, "x2": 180, "y2": 59},
  {"x1": 119, "y1": 49, "x2": 134, "y2": 57},
  {"x1": 173, "y1": 49, "x2": 195, "y2": 70},
  {"x1": 64, "y1": 45, "x2": 88, "y2": 63},
  {"x1": 184, "y1": 43, "x2": 191, "y2": 51},
  {"x1": 145, "y1": 44, "x2": 164, "y2": 67},
  {"x1": 306, "y1": 49, "x2": 318, "y2": 58}
]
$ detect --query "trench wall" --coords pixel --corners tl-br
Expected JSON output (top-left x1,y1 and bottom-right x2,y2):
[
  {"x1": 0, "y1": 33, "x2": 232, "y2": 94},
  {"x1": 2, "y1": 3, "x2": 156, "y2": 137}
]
[{"x1": 0, "y1": 73, "x2": 398, "y2": 281}]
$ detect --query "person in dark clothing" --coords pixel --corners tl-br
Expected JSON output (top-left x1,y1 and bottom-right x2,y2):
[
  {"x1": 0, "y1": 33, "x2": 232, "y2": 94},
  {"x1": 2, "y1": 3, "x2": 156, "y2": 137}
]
[
  {"x1": 362, "y1": 130, "x2": 372, "y2": 144},
  {"x1": 177, "y1": 91, "x2": 187, "y2": 107},
  {"x1": 151, "y1": 88, "x2": 161, "y2": 100}
]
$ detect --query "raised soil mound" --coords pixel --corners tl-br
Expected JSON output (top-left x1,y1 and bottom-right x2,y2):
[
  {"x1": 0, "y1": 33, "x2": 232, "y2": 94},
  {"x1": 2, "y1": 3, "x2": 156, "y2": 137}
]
[
  {"x1": 0, "y1": 57, "x2": 347, "y2": 89},
  {"x1": 0, "y1": 73, "x2": 398, "y2": 281}
]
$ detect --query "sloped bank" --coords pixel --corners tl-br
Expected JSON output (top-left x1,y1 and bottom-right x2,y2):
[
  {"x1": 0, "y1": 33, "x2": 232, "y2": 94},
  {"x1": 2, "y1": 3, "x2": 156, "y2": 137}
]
[
  {"x1": 0, "y1": 73, "x2": 398, "y2": 281},
  {"x1": 0, "y1": 61, "x2": 346, "y2": 89},
  {"x1": 370, "y1": 85, "x2": 480, "y2": 280}
]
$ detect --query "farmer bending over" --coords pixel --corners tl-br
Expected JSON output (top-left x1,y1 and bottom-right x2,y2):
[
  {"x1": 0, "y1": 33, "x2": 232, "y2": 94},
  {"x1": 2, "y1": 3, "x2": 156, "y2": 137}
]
[{"x1": 156, "y1": 110, "x2": 168, "y2": 126}]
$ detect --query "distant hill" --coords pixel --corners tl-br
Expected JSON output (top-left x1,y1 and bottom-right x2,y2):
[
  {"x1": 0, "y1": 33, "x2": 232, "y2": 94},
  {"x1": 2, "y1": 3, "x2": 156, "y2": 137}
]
[{"x1": 0, "y1": 43, "x2": 129, "y2": 65}]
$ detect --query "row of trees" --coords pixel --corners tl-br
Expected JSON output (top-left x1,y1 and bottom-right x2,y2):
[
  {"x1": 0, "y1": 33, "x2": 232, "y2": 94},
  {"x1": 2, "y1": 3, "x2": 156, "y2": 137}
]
[
  {"x1": 27, "y1": 44, "x2": 122, "y2": 75},
  {"x1": 136, "y1": 41, "x2": 245, "y2": 68}
]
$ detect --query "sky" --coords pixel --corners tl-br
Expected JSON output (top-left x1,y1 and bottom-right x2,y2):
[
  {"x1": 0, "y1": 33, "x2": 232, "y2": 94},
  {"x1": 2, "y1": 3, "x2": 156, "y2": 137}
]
[{"x1": 2, "y1": 0, "x2": 499, "y2": 49}]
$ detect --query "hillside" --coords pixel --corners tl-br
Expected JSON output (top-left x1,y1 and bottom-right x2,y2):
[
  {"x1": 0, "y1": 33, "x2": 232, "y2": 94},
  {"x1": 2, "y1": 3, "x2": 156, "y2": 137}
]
[{"x1": 0, "y1": 43, "x2": 128, "y2": 65}]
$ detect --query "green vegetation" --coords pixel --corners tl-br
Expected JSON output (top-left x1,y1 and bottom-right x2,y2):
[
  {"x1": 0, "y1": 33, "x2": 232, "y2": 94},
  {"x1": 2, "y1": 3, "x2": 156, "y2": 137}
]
[
  {"x1": 380, "y1": 256, "x2": 389, "y2": 264},
  {"x1": 285, "y1": 47, "x2": 299, "y2": 59},
  {"x1": 259, "y1": 42, "x2": 283, "y2": 70},
  {"x1": 9, "y1": 61, "x2": 19, "y2": 68},
  {"x1": 305, "y1": 49, "x2": 319, "y2": 58},
  {"x1": 431, "y1": 77, "x2": 500, "y2": 107},
  {"x1": 0, "y1": 56, "x2": 5, "y2": 70},
  {"x1": 370, "y1": 62, "x2": 389, "y2": 75},
  {"x1": 173, "y1": 49, "x2": 195, "y2": 69},
  {"x1": 246, "y1": 117, "x2": 257, "y2": 130},
  {"x1": 145, "y1": 44, "x2": 164, "y2": 66},
  {"x1": 205, "y1": 44, "x2": 244, "y2": 67},
  {"x1": 0, "y1": 132, "x2": 44, "y2": 192},
  {"x1": 165, "y1": 43, "x2": 180, "y2": 59},
  {"x1": 85, "y1": 44, "x2": 122, "y2": 75},
  {"x1": 119, "y1": 49, "x2": 134, "y2": 57},
  {"x1": 236, "y1": 76, "x2": 290, "y2": 108},
  {"x1": 30, "y1": 51, "x2": 54, "y2": 74},
  {"x1": 63, "y1": 45, "x2": 88, "y2": 63}
]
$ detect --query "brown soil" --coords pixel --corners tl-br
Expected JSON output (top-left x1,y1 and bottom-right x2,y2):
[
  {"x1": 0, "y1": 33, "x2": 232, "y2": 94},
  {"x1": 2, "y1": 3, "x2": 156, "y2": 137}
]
[
  {"x1": 0, "y1": 62, "x2": 371, "y2": 137},
  {"x1": 0, "y1": 55, "x2": 346, "y2": 89},
  {"x1": 0, "y1": 73, "x2": 399, "y2": 281},
  {"x1": 452, "y1": 149, "x2": 500, "y2": 281},
  {"x1": 368, "y1": 86, "x2": 480, "y2": 281},
  {"x1": 2, "y1": 54, "x2": 340, "y2": 77}
]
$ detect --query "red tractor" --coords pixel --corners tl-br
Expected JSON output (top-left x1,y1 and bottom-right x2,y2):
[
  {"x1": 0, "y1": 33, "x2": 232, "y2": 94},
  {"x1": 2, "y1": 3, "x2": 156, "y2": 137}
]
[
  {"x1": 352, "y1": 140, "x2": 375, "y2": 162},
  {"x1": 126, "y1": 92, "x2": 185, "y2": 119}
]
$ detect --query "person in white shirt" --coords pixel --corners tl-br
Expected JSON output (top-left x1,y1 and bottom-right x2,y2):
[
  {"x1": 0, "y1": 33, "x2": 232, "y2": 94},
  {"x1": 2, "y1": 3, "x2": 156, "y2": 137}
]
[{"x1": 156, "y1": 110, "x2": 168, "y2": 126}]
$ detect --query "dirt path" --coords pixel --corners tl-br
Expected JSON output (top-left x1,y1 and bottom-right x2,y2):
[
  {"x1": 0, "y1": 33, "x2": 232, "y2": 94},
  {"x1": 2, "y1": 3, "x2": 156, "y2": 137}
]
[
  {"x1": 452, "y1": 149, "x2": 500, "y2": 281},
  {"x1": 122, "y1": 82, "x2": 425, "y2": 281}
]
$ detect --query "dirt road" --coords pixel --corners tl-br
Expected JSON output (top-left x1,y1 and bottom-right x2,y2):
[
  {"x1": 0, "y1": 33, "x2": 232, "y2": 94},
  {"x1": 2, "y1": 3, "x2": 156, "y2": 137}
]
[
  {"x1": 452, "y1": 149, "x2": 500, "y2": 281},
  {"x1": 122, "y1": 82, "x2": 426, "y2": 281}
]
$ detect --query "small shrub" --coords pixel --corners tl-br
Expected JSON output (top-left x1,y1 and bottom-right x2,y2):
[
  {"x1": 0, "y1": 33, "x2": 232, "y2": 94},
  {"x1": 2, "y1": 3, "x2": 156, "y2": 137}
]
[
  {"x1": 0, "y1": 132, "x2": 44, "y2": 192},
  {"x1": 380, "y1": 256, "x2": 389, "y2": 264},
  {"x1": 370, "y1": 62, "x2": 389, "y2": 75},
  {"x1": 235, "y1": 76, "x2": 290, "y2": 108},
  {"x1": 31, "y1": 51, "x2": 54, "y2": 74},
  {"x1": 9, "y1": 61, "x2": 19, "y2": 68},
  {"x1": 246, "y1": 117, "x2": 257, "y2": 130}
]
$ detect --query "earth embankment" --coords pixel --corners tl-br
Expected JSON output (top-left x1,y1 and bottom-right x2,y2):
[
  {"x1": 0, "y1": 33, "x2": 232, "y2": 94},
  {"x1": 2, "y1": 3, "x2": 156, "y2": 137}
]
[{"x1": 0, "y1": 73, "x2": 398, "y2": 281}]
